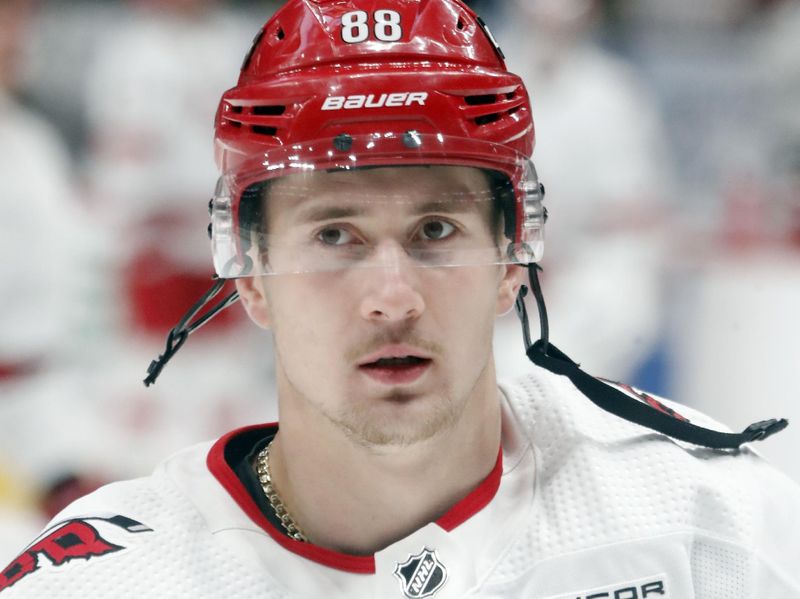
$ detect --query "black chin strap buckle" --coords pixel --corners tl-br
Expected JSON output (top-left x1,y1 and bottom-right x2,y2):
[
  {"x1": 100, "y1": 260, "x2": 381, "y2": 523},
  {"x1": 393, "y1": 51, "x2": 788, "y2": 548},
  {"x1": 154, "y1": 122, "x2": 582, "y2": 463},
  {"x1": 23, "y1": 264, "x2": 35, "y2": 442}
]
[
  {"x1": 744, "y1": 419, "x2": 789, "y2": 442},
  {"x1": 143, "y1": 278, "x2": 240, "y2": 387},
  {"x1": 144, "y1": 328, "x2": 189, "y2": 387},
  {"x1": 515, "y1": 264, "x2": 549, "y2": 355}
]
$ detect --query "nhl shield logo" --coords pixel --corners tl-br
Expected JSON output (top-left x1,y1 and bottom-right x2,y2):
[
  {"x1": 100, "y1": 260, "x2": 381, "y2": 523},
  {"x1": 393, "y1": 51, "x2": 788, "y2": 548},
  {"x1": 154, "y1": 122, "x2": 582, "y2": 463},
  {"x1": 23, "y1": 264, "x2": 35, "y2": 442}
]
[{"x1": 394, "y1": 548, "x2": 447, "y2": 599}]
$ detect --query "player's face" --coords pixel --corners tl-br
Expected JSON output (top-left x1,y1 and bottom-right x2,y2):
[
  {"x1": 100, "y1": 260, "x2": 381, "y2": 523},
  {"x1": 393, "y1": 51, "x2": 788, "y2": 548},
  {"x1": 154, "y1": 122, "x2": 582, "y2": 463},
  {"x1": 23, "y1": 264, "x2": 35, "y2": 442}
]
[{"x1": 236, "y1": 166, "x2": 523, "y2": 447}]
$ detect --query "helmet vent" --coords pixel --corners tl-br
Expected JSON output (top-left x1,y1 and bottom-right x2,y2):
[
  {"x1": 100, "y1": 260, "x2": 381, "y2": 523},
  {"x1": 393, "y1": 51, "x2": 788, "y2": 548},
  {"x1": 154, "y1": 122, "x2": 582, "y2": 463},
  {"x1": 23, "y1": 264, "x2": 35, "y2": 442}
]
[
  {"x1": 465, "y1": 94, "x2": 497, "y2": 106},
  {"x1": 457, "y1": 17, "x2": 465, "y2": 31},
  {"x1": 251, "y1": 125, "x2": 278, "y2": 136},
  {"x1": 475, "y1": 113, "x2": 501, "y2": 126},
  {"x1": 277, "y1": 27, "x2": 285, "y2": 40},
  {"x1": 230, "y1": 106, "x2": 244, "y2": 114},
  {"x1": 252, "y1": 105, "x2": 286, "y2": 116}
]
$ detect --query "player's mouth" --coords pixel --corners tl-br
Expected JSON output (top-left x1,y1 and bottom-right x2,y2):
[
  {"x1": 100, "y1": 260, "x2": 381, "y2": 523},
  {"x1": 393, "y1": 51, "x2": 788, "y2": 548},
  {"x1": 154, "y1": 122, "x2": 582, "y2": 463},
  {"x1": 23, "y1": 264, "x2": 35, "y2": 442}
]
[{"x1": 357, "y1": 346, "x2": 433, "y2": 385}]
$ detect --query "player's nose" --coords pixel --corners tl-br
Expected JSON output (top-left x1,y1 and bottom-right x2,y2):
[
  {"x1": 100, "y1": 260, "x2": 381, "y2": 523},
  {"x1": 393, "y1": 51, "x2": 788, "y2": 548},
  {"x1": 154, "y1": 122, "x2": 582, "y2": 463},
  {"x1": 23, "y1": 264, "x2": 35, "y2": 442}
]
[{"x1": 358, "y1": 241, "x2": 425, "y2": 323}]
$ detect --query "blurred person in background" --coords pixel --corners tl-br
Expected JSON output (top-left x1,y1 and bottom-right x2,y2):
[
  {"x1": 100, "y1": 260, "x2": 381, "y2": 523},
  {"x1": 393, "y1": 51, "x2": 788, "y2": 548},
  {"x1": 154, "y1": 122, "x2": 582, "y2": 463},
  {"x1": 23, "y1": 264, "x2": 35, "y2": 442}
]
[
  {"x1": 82, "y1": 0, "x2": 256, "y2": 337},
  {"x1": 668, "y1": 0, "x2": 800, "y2": 483},
  {"x1": 493, "y1": 0, "x2": 673, "y2": 389},
  {"x1": 71, "y1": 0, "x2": 277, "y2": 477},
  {"x1": 0, "y1": 0, "x2": 81, "y2": 390},
  {"x1": 0, "y1": 0, "x2": 280, "y2": 562},
  {"x1": 0, "y1": 0, "x2": 96, "y2": 564}
]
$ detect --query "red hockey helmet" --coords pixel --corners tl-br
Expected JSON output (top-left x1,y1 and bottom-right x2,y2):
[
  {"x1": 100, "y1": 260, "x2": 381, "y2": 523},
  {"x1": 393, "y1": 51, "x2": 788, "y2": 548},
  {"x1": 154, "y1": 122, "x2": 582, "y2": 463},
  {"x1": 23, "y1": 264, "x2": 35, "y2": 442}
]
[{"x1": 210, "y1": 0, "x2": 545, "y2": 277}]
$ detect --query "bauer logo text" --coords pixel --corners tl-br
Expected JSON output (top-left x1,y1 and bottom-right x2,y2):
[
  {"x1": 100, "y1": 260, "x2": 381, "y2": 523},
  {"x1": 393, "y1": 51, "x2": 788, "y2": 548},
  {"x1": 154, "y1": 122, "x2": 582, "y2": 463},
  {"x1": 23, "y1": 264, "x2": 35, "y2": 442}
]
[{"x1": 322, "y1": 92, "x2": 428, "y2": 111}]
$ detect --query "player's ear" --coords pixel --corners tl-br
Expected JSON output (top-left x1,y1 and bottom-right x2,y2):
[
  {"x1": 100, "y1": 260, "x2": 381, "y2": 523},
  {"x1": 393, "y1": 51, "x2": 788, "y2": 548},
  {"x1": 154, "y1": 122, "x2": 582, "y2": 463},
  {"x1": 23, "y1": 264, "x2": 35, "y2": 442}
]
[
  {"x1": 496, "y1": 264, "x2": 526, "y2": 316},
  {"x1": 235, "y1": 278, "x2": 272, "y2": 329}
]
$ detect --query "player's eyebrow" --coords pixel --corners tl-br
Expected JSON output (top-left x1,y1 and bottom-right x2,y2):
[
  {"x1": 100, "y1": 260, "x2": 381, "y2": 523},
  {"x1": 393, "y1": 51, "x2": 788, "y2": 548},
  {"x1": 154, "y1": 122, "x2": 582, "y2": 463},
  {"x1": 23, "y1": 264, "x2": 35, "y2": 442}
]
[
  {"x1": 412, "y1": 198, "x2": 485, "y2": 215},
  {"x1": 292, "y1": 204, "x2": 365, "y2": 224},
  {"x1": 289, "y1": 193, "x2": 487, "y2": 224}
]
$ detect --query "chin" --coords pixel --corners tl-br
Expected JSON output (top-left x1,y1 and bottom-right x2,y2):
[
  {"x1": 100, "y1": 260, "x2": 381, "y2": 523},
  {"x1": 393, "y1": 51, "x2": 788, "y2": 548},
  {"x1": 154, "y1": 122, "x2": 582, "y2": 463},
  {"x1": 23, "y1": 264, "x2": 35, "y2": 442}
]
[{"x1": 335, "y1": 393, "x2": 459, "y2": 448}]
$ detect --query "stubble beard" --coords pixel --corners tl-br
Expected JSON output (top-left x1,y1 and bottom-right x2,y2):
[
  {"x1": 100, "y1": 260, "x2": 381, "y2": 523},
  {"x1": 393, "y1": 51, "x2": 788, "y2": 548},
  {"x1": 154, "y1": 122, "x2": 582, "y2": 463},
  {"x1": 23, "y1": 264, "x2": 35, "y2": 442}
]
[
  {"x1": 329, "y1": 351, "x2": 494, "y2": 448},
  {"x1": 331, "y1": 389, "x2": 461, "y2": 448},
  {"x1": 277, "y1": 319, "x2": 493, "y2": 449}
]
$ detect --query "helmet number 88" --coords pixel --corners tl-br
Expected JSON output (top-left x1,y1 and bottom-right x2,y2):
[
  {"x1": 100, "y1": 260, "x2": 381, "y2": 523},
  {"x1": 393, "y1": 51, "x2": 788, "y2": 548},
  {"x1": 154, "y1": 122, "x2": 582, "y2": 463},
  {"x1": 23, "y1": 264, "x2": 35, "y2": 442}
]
[{"x1": 342, "y1": 10, "x2": 402, "y2": 44}]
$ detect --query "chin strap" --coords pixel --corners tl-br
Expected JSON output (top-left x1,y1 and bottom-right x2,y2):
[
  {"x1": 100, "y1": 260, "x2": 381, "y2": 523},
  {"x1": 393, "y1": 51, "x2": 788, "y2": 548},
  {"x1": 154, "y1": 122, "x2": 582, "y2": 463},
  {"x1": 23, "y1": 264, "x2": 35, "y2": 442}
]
[
  {"x1": 515, "y1": 264, "x2": 788, "y2": 450},
  {"x1": 145, "y1": 266, "x2": 788, "y2": 448},
  {"x1": 143, "y1": 278, "x2": 240, "y2": 387}
]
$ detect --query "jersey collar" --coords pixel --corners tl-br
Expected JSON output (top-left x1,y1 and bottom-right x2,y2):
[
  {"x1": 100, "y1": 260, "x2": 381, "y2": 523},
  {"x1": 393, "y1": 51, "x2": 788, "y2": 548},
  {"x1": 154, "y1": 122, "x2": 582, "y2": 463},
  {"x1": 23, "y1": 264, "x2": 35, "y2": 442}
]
[{"x1": 207, "y1": 424, "x2": 504, "y2": 574}]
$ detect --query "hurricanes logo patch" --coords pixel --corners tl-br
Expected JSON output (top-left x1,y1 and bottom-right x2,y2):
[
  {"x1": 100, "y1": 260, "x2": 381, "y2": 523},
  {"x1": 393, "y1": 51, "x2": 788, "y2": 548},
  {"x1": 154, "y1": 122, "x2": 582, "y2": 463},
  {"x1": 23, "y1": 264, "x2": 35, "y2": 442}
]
[
  {"x1": 394, "y1": 548, "x2": 447, "y2": 599},
  {"x1": 0, "y1": 515, "x2": 152, "y2": 592}
]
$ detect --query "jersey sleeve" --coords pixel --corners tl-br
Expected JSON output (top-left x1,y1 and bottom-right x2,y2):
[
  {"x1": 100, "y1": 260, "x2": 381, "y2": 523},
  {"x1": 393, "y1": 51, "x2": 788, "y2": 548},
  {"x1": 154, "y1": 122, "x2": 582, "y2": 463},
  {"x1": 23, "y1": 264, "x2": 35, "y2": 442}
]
[{"x1": 0, "y1": 478, "x2": 165, "y2": 598}]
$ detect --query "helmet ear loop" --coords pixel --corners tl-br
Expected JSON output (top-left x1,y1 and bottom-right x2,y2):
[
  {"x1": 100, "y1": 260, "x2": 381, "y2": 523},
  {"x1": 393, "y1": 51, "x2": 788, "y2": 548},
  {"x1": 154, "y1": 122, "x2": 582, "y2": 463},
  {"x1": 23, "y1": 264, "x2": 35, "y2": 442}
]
[
  {"x1": 509, "y1": 165, "x2": 548, "y2": 357},
  {"x1": 514, "y1": 263, "x2": 549, "y2": 357}
]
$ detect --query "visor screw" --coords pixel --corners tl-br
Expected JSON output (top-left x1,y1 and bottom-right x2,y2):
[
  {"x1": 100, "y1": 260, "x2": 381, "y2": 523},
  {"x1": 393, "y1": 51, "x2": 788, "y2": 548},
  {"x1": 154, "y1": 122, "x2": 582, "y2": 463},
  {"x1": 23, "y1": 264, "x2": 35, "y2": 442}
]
[
  {"x1": 402, "y1": 130, "x2": 423, "y2": 149},
  {"x1": 208, "y1": 198, "x2": 214, "y2": 216},
  {"x1": 333, "y1": 133, "x2": 353, "y2": 152},
  {"x1": 207, "y1": 223, "x2": 213, "y2": 240}
]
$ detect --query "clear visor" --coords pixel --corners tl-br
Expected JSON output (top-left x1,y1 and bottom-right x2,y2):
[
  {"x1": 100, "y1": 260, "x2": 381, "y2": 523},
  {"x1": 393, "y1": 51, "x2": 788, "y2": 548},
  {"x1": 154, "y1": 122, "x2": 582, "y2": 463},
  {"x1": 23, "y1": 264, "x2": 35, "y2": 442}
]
[{"x1": 211, "y1": 134, "x2": 544, "y2": 278}]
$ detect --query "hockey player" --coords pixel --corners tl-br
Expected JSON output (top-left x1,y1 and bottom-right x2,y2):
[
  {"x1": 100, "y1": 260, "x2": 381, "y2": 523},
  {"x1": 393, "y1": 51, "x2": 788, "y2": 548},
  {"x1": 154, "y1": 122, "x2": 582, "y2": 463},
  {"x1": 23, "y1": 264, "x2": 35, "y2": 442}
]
[{"x1": 2, "y1": 1, "x2": 800, "y2": 597}]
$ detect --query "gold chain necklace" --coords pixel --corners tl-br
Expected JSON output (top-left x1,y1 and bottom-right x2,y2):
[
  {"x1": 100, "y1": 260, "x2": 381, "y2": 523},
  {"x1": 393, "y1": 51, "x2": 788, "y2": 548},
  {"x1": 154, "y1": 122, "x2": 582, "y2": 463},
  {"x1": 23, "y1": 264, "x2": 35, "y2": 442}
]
[{"x1": 256, "y1": 441, "x2": 308, "y2": 542}]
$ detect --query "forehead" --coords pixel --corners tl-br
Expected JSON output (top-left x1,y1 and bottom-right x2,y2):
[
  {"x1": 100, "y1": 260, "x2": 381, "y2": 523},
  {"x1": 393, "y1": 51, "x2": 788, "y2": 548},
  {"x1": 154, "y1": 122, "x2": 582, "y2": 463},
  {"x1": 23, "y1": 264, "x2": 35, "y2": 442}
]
[{"x1": 265, "y1": 165, "x2": 492, "y2": 216}]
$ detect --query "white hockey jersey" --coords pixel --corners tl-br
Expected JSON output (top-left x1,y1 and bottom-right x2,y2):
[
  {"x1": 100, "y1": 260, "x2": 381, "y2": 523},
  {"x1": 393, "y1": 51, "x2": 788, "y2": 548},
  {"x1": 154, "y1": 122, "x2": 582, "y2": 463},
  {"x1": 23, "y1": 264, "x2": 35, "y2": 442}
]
[{"x1": 2, "y1": 368, "x2": 799, "y2": 598}]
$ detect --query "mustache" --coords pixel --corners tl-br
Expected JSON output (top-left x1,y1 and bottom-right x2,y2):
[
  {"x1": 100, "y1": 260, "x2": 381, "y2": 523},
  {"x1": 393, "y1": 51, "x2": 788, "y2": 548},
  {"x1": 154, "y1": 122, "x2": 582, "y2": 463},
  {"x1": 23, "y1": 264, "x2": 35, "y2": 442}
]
[{"x1": 345, "y1": 325, "x2": 443, "y2": 363}]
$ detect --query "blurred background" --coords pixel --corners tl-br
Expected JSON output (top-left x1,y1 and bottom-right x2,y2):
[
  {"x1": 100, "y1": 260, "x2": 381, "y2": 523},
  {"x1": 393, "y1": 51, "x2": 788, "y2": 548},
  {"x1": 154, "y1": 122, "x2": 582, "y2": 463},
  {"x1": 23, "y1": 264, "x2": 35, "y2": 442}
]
[{"x1": 1, "y1": 0, "x2": 798, "y2": 564}]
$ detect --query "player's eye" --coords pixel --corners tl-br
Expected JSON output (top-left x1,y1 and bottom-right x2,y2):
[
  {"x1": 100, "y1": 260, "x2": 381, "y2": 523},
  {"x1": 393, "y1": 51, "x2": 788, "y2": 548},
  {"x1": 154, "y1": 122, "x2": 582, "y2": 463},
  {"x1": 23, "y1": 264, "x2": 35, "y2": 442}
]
[
  {"x1": 418, "y1": 219, "x2": 456, "y2": 241},
  {"x1": 317, "y1": 226, "x2": 355, "y2": 246}
]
